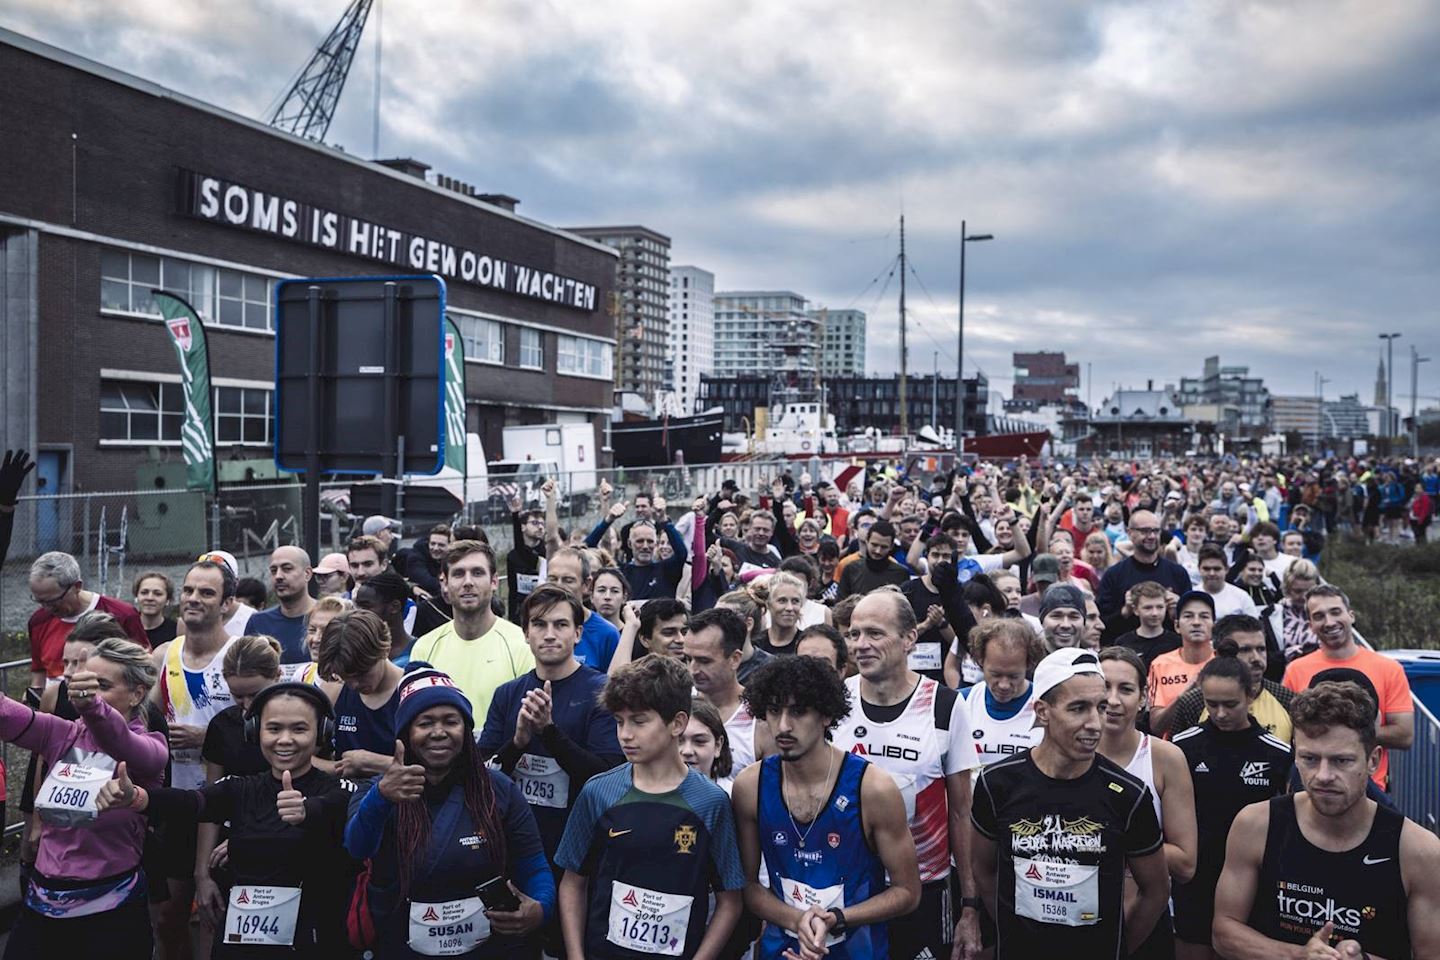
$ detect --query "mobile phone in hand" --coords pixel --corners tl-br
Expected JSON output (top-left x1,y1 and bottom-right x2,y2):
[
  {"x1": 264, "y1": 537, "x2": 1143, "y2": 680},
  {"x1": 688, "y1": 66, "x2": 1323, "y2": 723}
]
[{"x1": 476, "y1": 876, "x2": 521, "y2": 912}]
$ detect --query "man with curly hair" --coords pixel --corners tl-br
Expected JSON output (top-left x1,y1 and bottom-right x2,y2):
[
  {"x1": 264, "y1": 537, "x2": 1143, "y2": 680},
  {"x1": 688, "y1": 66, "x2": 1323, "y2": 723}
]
[{"x1": 732, "y1": 656, "x2": 921, "y2": 959}]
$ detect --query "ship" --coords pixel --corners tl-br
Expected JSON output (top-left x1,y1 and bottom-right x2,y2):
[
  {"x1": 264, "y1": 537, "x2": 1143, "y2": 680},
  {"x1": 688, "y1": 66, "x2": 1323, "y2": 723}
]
[{"x1": 610, "y1": 406, "x2": 726, "y2": 467}]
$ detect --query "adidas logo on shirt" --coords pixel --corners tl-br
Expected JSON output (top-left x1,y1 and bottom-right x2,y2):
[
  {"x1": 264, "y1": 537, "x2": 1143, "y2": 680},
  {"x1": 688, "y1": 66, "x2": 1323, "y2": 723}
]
[
  {"x1": 1194, "y1": 762, "x2": 1210, "y2": 773},
  {"x1": 915, "y1": 950, "x2": 938, "y2": 960}
]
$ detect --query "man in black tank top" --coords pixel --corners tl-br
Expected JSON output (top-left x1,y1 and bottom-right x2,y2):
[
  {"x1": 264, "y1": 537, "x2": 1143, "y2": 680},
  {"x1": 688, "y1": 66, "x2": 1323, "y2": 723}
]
[{"x1": 1214, "y1": 682, "x2": 1440, "y2": 960}]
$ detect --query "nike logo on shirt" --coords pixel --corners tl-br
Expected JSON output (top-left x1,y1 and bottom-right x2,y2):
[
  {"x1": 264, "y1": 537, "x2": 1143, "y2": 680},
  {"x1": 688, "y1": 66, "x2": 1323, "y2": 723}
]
[
  {"x1": 1363, "y1": 855, "x2": 1392, "y2": 865},
  {"x1": 609, "y1": 829, "x2": 633, "y2": 838}
]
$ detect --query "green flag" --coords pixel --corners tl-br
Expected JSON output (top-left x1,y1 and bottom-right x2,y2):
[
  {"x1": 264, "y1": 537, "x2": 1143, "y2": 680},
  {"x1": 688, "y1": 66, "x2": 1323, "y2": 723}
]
[
  {"x1": 153, "y1": 290, "x2": 216, "y2": 492},
  {"x1": 444, "y1": 315, "x2": 467, "y2": 476}
]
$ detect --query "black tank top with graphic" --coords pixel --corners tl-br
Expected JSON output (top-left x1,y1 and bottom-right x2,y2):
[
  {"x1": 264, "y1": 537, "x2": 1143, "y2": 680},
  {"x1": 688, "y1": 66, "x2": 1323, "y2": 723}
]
[{"x1": 1249, "y1": 794, "x2": 1410, "y2": 959}]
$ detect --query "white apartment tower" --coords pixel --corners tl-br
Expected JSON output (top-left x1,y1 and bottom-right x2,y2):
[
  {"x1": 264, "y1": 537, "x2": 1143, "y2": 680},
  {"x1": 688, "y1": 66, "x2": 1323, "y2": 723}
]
[
  {"x1": 813, "y1": 307, "x2": 866, "y2": 375},
  {"x1": 667, "y1": 266, "x2": 714, "y2": 414},
  {"x1": 713, "y1": 291, "x2": 818, "y2": 378}
]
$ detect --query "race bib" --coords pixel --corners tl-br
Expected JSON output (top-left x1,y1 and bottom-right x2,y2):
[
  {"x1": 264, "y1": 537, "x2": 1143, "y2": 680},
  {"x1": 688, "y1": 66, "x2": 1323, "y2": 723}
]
[
  {"x1": 225, "y1": 885, "x2": 301, "y2": 946},
  {"x1": 961, "y1": 655, "x2": 983, "y2": 686},
  {"x1": 776, "y1": 877, "x2": 845, "y2": 947},
  {"x1": 607, "y1": 882, "x2": 693, "y2": 956},
  {"x1": 36, "y1": 754, "x2": 115, "y2": 826},
  {"x1": 408, "y1": 898, "x2": 491, "y2": 956},
  {"x1": 1014, "y1": 856, "x2": 1100, "y2": 926},
  {"x1": 515, "y1": 572, "x2": 542, "y2": 596},
  {"x1": 514, "y1": 753, "x2": 569, "y2": 809},
  {"x1": 908, "y1": 642, "x2": 943, "y2": 672}
]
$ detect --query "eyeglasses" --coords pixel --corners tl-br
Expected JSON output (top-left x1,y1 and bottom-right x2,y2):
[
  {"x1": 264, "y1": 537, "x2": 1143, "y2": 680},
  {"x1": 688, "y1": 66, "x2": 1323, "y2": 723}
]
[
  {"x1": 32, "y1": 582, "x2": 76, "y2": 608},
  {"x1": 1129, "y1": 527, "x2": 1162, "y2": 536}
]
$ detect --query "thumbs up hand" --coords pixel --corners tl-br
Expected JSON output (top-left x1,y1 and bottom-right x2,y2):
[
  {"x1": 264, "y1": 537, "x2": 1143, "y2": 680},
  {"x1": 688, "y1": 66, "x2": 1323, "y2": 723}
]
[
  {"x1": 276, "y1": 769, "x2": 307, "y2": 824},
  {"x1": 95, "y1": 760, "x2": 138, "y2": 813},
  {"x1": 378, "y1": 739, "x2": 426, "y2": 804}
]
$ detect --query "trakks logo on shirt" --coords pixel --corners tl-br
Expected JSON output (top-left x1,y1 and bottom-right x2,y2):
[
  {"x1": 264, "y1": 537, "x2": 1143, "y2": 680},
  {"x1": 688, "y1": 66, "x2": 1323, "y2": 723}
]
[
  {"x1": 1274, "y1": 880, "x2": 1370, "y2": 935},
  {"x1": 1009, "y1": 815, "x2": 1106, "y2": 855}
]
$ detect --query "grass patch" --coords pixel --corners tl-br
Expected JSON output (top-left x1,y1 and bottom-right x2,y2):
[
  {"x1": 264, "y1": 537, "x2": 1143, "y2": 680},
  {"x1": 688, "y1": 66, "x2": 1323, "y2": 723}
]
[{"x1": 1320, "y1": 537, "x2": 1440, "y2": 650}]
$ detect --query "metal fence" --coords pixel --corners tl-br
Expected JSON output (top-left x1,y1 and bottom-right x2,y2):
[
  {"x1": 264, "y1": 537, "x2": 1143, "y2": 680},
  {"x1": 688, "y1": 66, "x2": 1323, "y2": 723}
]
[
  {"x1": 0, "y1": 459, "x2": 866, "y2": 630},
  {"x1": 1390, "y1": 698, "x2": 1440, "y2": 836},
  {"x1": 2, "y1": 657, "x2": 32, "y2": 836}
]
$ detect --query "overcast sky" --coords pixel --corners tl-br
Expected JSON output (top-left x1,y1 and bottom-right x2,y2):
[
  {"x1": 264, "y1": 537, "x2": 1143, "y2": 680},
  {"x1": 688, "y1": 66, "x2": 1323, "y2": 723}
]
[{"x1": 6, "y1": 0, "x2": 1438, "y2": 408}]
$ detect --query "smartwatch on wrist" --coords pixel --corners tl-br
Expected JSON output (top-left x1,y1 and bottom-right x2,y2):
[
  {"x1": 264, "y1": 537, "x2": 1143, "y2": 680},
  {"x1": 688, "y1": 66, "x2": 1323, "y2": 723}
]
[
  {"x1": 827, "y1": 907, "x2": 847, "y2": 934},
  {"x1": 960, "y1": 896, "x2": 983, "y2": 910}
]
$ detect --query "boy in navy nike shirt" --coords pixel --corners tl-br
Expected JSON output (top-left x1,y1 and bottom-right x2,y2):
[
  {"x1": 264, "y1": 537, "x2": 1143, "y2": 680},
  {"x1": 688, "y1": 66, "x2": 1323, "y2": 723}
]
[{"x1": 556, "y1": 655, "x2": 745, "y2": 960}]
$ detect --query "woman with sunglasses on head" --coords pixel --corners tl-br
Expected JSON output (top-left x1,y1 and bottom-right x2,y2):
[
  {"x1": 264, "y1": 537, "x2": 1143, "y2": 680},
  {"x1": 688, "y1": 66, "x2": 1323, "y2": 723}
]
[
  {"x1": 97, "y1": 680, "x2": 357, "y2": 958},
  {"x1": 0, "y1": 638, "x2": 166, "y2": 959},
  {"x1": 345, "y1": 665, "x2": 553, "y2": 958}
]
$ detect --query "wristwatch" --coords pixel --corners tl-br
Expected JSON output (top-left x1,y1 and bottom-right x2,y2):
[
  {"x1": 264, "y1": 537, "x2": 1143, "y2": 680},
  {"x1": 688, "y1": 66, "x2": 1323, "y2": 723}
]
[
  {"x1": 827, "y1": 907, "x2": 847, "y2": 934},
  {"x1": 960, "y1": 896, "x2": 983, "y2": 910}
]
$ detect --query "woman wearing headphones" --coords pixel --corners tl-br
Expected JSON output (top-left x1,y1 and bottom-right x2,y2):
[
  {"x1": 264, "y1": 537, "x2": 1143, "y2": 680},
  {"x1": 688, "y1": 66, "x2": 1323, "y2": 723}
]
[
  {"x1": 193, "y1": 635, "x2": 285, "y2": 958},
  {"x1": 97, "y1": 681, "x2": 356, "y2": 958}
]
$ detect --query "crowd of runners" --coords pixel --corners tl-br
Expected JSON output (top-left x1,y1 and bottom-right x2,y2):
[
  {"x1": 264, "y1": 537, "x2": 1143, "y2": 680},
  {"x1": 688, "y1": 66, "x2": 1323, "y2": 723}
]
[{"x1": 1, "y1": 445, "x2": 1439, "y2": 959}]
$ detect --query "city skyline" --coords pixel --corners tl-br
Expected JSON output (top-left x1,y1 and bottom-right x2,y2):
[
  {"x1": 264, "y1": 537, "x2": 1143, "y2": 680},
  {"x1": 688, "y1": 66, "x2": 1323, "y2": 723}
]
[{"x1": 4, "y1": 1, "x2": 1436, "y2": 406}]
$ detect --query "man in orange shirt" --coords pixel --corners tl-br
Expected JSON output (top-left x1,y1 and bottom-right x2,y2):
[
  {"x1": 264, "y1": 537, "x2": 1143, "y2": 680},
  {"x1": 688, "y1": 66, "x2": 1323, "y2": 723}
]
[
  {"x1": 1283, "y1": 584, "x2": 1413, "y2": 789},
  {"x1": 1147, "y1": 590, "x2": 1215, "y2": 736}
]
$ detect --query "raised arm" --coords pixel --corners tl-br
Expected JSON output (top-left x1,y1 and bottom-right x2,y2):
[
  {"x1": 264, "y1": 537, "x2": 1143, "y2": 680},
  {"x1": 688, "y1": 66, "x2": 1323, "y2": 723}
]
[
  {"x1": 690, "y1": 500, "x2": 710, "y2": 589},
  {"x1": 543, "y1": 479, "x2": 563, "y2": 555}
]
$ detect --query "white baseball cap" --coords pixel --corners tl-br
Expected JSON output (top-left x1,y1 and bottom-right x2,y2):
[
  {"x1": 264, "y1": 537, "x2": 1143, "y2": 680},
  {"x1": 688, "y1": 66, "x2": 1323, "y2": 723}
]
[
  {"x1": 1033, "y1": 647, "x2": 1104, "y2": 701},
  {"x1": 197, "y1": 549, "x2": 239, "y2": 578}
]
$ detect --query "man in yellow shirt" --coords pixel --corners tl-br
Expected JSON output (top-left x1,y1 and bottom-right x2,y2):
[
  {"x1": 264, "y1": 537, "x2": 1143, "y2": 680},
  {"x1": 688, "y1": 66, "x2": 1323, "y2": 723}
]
[
  {"x1": 410, "y1": 540, "x2": 532, "y2": 723},
  {"x1": 1162, "y1": 614, "x2": 1294, "y2": 741}
]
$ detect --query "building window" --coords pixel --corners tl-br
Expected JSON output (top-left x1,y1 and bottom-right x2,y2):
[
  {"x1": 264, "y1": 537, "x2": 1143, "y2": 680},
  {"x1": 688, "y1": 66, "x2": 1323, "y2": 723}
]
[
  {"x1": 458, "y1": 315, "x2": 504, "y2": 365},
  {"x1": 557, "y1": 336, "x2": 614, "y2": 379},
  {"x1": 519, "y1": 328, "x2": 543, "y2": 370},
  {"x1": 100, "y1": 378, "x2": 273, "y2": 445},
  {"x1": 100, "y1": 380, "x2": 183, "y2": 442},
  {"x1": 100, "y1": 248, "x2": 271, "y2": 332},
  {"x1": 215, "y1": 386, "x2": 273, "y2": 444}
]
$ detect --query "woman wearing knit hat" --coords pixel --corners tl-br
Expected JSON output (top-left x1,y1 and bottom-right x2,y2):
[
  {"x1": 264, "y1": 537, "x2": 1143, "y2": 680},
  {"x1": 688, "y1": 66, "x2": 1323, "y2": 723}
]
[{"x1": 345, "y1": 665, "x2": 555, "y2": 957}]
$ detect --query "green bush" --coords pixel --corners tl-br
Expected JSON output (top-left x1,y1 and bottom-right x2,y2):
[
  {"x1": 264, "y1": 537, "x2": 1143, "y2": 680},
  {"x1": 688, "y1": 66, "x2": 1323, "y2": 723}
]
[{"x1": 1320, "y1": 537, "x2": 1440, "y2": 649}]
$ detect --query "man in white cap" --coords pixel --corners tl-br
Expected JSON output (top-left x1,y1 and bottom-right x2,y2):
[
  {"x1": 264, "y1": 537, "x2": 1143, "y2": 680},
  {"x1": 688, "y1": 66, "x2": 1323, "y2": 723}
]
[
  {"x1": 971, "y1": 647, "x2": 1170, "y2": 959},
  {"x1": 362, "y1": 515, "x2": 401, "y2": 557}
]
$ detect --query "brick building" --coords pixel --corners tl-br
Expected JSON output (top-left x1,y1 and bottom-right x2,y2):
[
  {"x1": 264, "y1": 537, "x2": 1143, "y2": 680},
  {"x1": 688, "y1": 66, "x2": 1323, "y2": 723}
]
[{"x1": 0, "y1": 28, "x2": 616, "y2": 520}]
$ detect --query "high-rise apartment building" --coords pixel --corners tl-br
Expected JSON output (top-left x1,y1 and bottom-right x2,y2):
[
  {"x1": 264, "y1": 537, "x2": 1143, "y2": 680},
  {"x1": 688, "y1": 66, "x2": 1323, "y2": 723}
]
[
  {"x1": 713, "y1": 291, "x2": 818, "y2": 378},
  {"x1": 667, "y1": 266, "x2": 714, "y2": 414},
  {"x1": 567, "y1": 225, "x2": 671, "y2": 399},
  {"x1": 1008, "y1": 351, "x2": 1080, "y2": 411},
  {"x1": 813, "y1": 308, "x2": 866, "y2": 375}
]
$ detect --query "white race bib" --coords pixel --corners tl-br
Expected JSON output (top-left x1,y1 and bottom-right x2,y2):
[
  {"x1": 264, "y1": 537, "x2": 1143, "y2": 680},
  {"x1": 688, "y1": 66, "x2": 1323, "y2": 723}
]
[
  {"x1": 36, "y1": 754, "x2": 114, "y2": 826},
  {"x1": 408, "y1": 898, "x2": 491, "y2": 956},
  {"x1": 1014, "y1": 856, "x2": 1100, "y2": 926},
  {"x1": 225, "y1": 885, "x2": 301, "y2": 946},
  {"x1": 607, "y1": 882, "x2": 693, "y2": 956},
  {"x1": 908, "y1": 642, "x2": 943, "y2": 671},
  {"x1": 776, "y1": 877, "x2": 845, "y2": 947},
  {"x1": 514, "y1": 753, "x2": 569, "y2": 809}
]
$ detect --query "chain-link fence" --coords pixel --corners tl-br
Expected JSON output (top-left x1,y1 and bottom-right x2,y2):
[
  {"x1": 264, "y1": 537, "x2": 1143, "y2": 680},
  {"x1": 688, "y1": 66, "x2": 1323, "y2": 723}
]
[{"x1": 0, "y1": 459, "x2": 855, "y2": 631}]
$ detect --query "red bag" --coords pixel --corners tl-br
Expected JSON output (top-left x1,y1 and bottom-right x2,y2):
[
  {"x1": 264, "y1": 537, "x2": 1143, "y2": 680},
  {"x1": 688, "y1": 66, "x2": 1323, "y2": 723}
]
[{"x1": 346, "y1": 860, "x2": 377, "y2": 951}]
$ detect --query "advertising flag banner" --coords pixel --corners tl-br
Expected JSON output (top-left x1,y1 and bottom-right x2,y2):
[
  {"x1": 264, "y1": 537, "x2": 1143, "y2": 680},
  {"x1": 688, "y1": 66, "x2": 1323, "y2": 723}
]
[
  {"x1": 153, "y1": 290, "x2": 216, "y2": 492},
  {"x1": 444, "y1": 316, "x2": 467, "y2": 476}
]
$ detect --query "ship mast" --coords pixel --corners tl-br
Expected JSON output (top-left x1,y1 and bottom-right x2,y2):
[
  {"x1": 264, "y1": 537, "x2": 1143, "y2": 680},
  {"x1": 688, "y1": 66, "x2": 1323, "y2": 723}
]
[{"x1": 898, "y1": 214, "x2": 908, "y2": 438}]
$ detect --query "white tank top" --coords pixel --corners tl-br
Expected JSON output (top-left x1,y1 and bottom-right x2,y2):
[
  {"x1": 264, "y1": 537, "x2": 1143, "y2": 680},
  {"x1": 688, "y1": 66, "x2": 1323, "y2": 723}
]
[
  {"x1": 161, "y1": 636, "x2": 237, "y2": 790},
  {"x1": 963, "y1": 682, "x2": 1042, "y2": 771},
  {"x1": 1122, "y1": 733, "x2": 1163, "y2": 826},
  {"x1": 721, "y1": 701, "x2": 757, "y2": 791}
]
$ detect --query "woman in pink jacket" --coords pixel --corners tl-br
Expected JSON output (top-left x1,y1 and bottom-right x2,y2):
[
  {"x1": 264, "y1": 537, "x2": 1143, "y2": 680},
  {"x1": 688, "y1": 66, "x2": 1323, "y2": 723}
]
[{"x1": 0, "y1": 637, "x2": 167, "y2": 959}]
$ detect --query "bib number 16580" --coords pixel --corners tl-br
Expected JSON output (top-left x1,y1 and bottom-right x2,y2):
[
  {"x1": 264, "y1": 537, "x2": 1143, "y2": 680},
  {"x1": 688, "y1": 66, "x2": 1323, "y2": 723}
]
[{"x1": 44, "y1": 784, "x2": 91, "y2": 808}]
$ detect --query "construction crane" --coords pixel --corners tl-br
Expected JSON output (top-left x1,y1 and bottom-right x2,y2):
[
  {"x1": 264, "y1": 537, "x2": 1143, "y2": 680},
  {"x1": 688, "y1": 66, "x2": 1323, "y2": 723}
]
[{"x1": 268, "y1": 0, "x2": 375, "y2": 143}]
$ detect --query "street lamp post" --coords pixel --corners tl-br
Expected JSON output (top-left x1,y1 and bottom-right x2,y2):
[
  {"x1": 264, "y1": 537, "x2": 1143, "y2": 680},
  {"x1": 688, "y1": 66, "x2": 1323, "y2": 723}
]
[
  {"x1": 957, "y1": 221, "x2": 994, "y2": 450},
  {"x1": 1379, "y1": 333, "x2": 1401, "y2": 447},
  {"x1": 1413, "y1": 346, "x2": 1431, "y2": 457}
]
